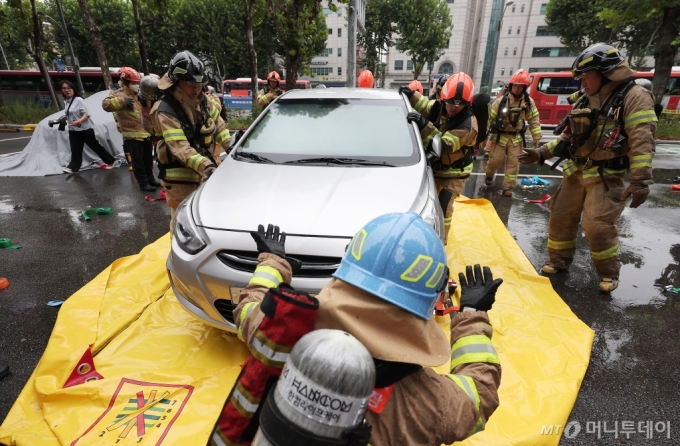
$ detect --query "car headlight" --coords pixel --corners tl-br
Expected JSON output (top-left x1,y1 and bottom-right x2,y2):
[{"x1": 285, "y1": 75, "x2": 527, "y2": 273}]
[
  {"x1": 420, "y1": 196, "x2": 445, "y2": 242},
  {"x1": 174, "y1": 194, "x2": 207, "y2": 254}
]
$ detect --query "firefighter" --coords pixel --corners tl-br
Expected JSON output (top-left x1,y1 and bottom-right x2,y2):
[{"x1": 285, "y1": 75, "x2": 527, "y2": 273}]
[
  {"x1": 358, "y1": 70, "x2": 374, "y2": 88},
  {"x1": 429, "y1": 74, "x2": 449, "y2": 100},
  {"x1": 149, "y1": 51, "x2": 231, "y2": 231},
  {"x1": 519, "y1": 43, "x2": 657, "y2": 292},
  {"x1": 401, "y1": 73, "x2": 478, "y2": 243},
  {"x1": 234, "y1": 215, "x2": 502, "y2": 445},
  {"x1": 485, "y1": 69, "x2": 542, "y2": 197},
  {"x1": 102, "y1": 67, "x2": 159, "y2": 190},
  {"x1": 256, "y1": 71, "x2": 282, "y2": 107},
  {"x1": 408, "y1": 79, "x2": 423, "y2": 95}
]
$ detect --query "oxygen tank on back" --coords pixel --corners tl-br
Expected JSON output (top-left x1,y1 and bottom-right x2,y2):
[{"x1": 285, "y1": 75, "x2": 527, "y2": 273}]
[{"x1": 254, "y1": 329, "x2": 375, "y2": 446}]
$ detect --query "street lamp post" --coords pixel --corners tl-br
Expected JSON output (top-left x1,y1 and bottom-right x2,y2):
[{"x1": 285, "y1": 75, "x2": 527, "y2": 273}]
[
  {"x1": 0, "y1": 42, "x2": 10, "y2": 70},
  {"x1": 487, "y1": 0, "x2": 514, "y2": 93},
  {"x1": 41, "y1": 0, "x2": 84, "y2": 95}
]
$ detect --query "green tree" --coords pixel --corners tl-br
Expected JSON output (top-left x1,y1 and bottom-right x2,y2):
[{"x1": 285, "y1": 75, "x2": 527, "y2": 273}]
[
  {"x1": 266, "y1": 0, "x2": 328, "y2": 90},
  {"x1": 393, "y1": 0, "x2": 452, "y2": 80},
  {"x1": 358, "y1": 0, "x2": 395, "y2": 86},
  {"x1": 545, "y1": 0, "x2": 611, "y2": 52},
  {"x1": 598, "y1": 0, "x2": 680, "y2": 104},
  {"x1": 0, "y1": 2, "x2": 33, "y2": 70}
]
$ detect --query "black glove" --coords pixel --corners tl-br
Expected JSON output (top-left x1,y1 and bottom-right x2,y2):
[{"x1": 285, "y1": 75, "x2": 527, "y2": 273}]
[
  {"x1": 398, "y1": 86, "x2": 415, "y2": 99},
  {"x1": 250, "y1": 224, "x2": 286, "y2": 258},
  {"x1": 459, "y1": 264, "x2": 503, "y2": 311},
  {"x1": 406, "y1": 111, "x2": 429, "y2": 130},
  {"x1": 123, "y1": 97, "x2": 135, "y2": 109},
  {"x1": 201, "y1": 163, "x2": 218, "y2": 182}
]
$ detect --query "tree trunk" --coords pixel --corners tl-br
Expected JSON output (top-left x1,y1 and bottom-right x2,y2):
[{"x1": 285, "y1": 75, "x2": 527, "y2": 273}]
[
  {"x1": 652, "y1": 6, "x2": 680, "y2": 105},
  {"x1": 77, "y1": 0, "x2": 113, "y2": 89},
  {"x1": 285, "y1": 53, "x2": 297, "y2": 91},
  {"x1": 245, "y1": 0, "x2": 259, "y2": 112},
  {"x1": 28, "y1": 0, "x2": 60, "y2": 110},
  {"x1": 130, "y1": 0, "x2": 149, "y2": 75}
]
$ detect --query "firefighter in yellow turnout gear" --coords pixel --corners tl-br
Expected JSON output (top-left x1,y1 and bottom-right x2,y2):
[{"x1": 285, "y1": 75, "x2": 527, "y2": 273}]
[
  {"x1": 102, "y1": 67, "x2": 160, "y2": 191},
  {"x1": 256, "y1": 71, "x2": 282, "y2": 108},
  {"x1": 149, "y1": 51, "x2": 231, "y2": 231},
  {"x1": 519, "y1": 43, "x2": 657, "y2": 292},
  {"x1": 401, "y1": 73, "x2": 478, "y2": 243},
  {"x1": 485, "y1": 69, "x2": 542, "y2": 197}
]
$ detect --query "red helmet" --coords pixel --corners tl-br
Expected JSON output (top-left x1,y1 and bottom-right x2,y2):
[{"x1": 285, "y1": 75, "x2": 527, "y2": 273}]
[
  {"x1": 267, "y1": 71, "x2": 281, "y2": 84},
  {"x1": 408, "y1": 79, "x2": 423, "y2": 94},
  {"x1": 509, "y1": 69, "x2": 530, "y2": 87},
  {"x1": 120, "y1": 67, "x2": 142, "y2": 83},
  {"x1": 358, "y1": 70, "x2": 374, "y2": 88},
  {"x1": 441, "y1": 72, "x2": 474, "y2": 105}
]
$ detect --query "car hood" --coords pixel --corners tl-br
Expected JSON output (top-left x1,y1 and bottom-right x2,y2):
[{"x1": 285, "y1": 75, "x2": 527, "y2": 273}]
[{"x1": 195, "y1": 159, "x2": 428, "y2": 238}]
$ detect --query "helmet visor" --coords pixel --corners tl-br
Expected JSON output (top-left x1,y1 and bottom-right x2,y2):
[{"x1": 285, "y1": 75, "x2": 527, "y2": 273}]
[{"x1": 443, "y1": 98, "x2": 469, "y2": 106}]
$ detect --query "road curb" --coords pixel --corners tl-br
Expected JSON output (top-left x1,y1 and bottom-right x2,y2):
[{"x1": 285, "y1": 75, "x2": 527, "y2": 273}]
[{"x1": 0, "y1": 124, "x2": 37, "y2": 131}]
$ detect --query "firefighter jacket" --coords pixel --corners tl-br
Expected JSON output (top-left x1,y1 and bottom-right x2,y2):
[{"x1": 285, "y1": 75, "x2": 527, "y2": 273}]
[
  {"x1": 256, "y1": 86, "x2": 281, "y2": 107},
  {"x1": 490, "y1": 92, "x2": 542, "y2": 146},
  {"x1": 409, "y1": 92, "x2": 478, "y2": 178},
  {"x1": 234, "y1": 253, "x2": 502, "y2": 445},
  {"x1": 149, "y1": 88, "x2": 231, "y2": 184},
  {"x1": 539, "y1": 63, "x2": 656, "y2": 185},
  {"x1": 102, "y1": 84, "x2": 149, "y2": 140}
]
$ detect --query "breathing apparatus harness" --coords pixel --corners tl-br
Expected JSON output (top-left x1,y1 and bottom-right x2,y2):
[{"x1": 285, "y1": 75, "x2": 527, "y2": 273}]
[
  {"x1": 156, "y1": 91, "x2": 217, "y2": 182},
  {"x1": 551, "y1": 79, "x2": 636, "y2": 190},
  {"x1": 490, "y1": 89, "x2": 532, "y2": 147}
]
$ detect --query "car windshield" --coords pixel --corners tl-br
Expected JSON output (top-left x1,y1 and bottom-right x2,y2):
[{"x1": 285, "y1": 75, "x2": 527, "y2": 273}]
[{"x1": 238, "y1": 98, "x2": 419, "y2": 166}]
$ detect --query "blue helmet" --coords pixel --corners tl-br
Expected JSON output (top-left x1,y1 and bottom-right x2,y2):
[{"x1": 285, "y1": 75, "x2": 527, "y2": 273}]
[{"x1": 333, "y1": 212, "x2": 448, "y2": 320}]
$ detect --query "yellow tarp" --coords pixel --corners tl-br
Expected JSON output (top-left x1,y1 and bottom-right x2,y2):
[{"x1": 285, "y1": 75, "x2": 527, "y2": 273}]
[{"x1": 0, "y1": 198, "x2": 593, "y2": 446}]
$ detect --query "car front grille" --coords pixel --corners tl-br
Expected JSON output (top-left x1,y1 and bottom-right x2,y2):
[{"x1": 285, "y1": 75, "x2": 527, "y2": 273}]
[
  {"x1": 214, "y1": 299, "x2": 237, "y2": 324},
  {"x1": 216, "y1": 250, "x2": 342, "y2": 278}
]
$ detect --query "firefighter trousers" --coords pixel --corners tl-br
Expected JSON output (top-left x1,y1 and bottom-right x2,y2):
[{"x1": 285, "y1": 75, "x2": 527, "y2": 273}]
[
  {"x1": 546, "y1": 169, "x2": 627, "y2": 279},
  {"x1": 485, "y1": 138, "x2": 522, "y2": 190},
  {"x1": 435, "y1": 175, "x2": 468, "y2": 244},
  {"x1": 163, "y1": 182, "x2": 199, "y2": 233},
  {"x1": 124, "y1": 139, "x2": 156, "y2": 188}
]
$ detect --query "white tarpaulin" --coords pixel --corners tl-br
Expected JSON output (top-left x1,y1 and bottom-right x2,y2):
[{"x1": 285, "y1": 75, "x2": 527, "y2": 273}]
[{"x1": 0, "y1": 90, "x2": 126, "y2": 176}]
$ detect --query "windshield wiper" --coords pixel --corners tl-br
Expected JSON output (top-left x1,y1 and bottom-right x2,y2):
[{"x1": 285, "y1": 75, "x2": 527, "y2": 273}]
[
  {"x1": 284, "y1": 157, "x2": 397, "y2": 167},
  {"x1": 233, "y1": 151, "x2": 276, "y2": 164}
]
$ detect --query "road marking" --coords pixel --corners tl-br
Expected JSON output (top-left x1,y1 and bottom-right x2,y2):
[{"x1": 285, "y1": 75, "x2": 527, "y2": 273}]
[{"x1": 0, "y1": 136, "x2": 32, "y2": 142}]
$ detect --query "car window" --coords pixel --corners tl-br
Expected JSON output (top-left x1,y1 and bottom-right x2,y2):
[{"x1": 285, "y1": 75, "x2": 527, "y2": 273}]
[
  {"x1": 239, "y1": 98, "x2": 419, "y2": 166},
  {"x1": 536, "y1": 76, "x2": 581, "y2": 95}
]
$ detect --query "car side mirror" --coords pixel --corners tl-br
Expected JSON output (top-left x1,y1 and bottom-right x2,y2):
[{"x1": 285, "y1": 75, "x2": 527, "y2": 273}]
[
  {"x1": 431, "y1": 133, "x2": 442, "y2": 158},
  {"x1": 230, "y1": 130, "x2": 244, "y2": 149}
]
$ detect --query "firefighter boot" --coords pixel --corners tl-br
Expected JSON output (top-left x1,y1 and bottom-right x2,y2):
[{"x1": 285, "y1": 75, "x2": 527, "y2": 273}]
[
  {"x1": 541, "y1": 263, "x2": 565, "y2": 275},
  {"x1": 485, "y1": 176, "x2": 493, "y2": 187},
  {"x1": 599, "y1": 277, "x2": 619, "y2": 292}
]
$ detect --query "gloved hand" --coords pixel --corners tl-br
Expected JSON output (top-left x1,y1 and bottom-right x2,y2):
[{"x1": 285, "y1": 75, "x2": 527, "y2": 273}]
[
  {"x1": 623, "y1": 182, "x2": 650, "y2": 208},
  {"x1": 518, "y1": 147, "x2": 544, "y2": 166},
  {"x1": 201, "y1": 164, "x2": 218, "y2": 182},
  {"x1": 123, "y1": 97, "x2": 135, "y2": 109},
  {"x1": 398, "y1": 86, "x2": 415, "y2": 99},
  {"x1": 459, "y1": 264, "x2": 503, "y2": 311},
  {"x1": 406, "y1": 111, "x2": 429, "y2": 130},
  {"x1": 250, "y1": 224, "x2": 286, "y2": 258}
]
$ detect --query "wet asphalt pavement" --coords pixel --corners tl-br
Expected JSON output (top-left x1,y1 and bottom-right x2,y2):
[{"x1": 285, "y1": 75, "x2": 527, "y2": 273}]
[
  {"x1": 0, "y1": 132, "x2": 33, "y2": 156},
  {"x1": 1, "y1": 138, "x2": 680, "y2": 445}
]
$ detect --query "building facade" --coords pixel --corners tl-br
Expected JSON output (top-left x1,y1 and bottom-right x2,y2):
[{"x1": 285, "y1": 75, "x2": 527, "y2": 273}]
[
  {"x1": 298, "y1": 3, "x2": 348, "y2": 87},
  {"x1": 383, "y1": 0, "x2": 655, "y2": 93}
]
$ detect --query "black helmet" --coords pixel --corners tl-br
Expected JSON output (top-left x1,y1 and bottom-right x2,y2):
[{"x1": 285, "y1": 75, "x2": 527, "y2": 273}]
[
  {"x1": 167, "y1": 51, "x2": 206, "y2": 84},
  {"x1": 437, "y1": 74, "x2": 450, "y2": 88},
  {"x1": 571, "y1": 43, "x2": 624, "y2": 79}
]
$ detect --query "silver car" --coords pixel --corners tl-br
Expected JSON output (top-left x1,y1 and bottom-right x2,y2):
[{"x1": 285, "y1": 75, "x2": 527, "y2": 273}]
[{"x1": 167, "y1": 88, "x2": 444, "y2": 332}]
